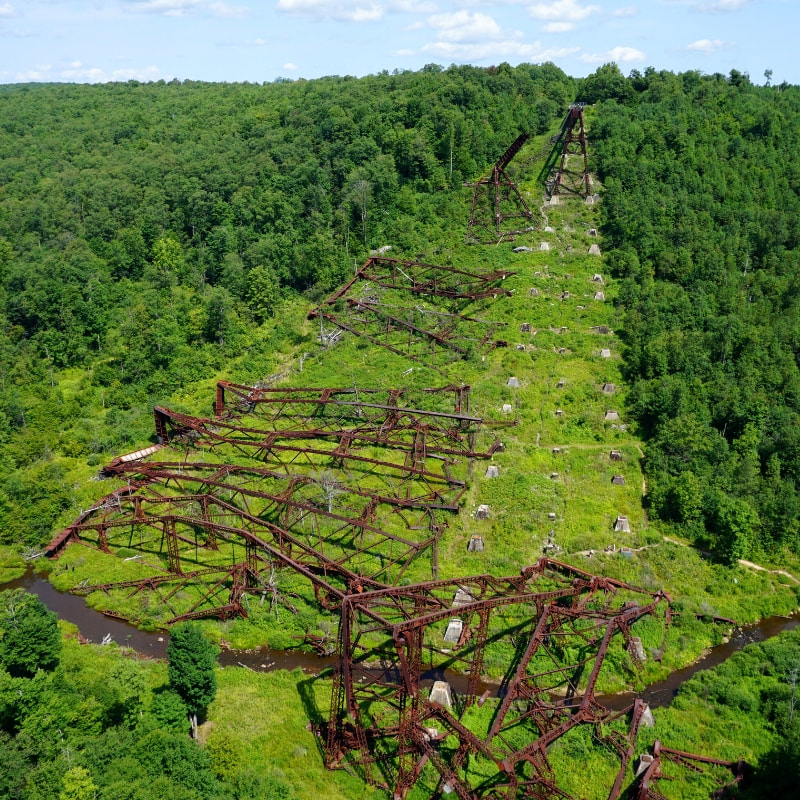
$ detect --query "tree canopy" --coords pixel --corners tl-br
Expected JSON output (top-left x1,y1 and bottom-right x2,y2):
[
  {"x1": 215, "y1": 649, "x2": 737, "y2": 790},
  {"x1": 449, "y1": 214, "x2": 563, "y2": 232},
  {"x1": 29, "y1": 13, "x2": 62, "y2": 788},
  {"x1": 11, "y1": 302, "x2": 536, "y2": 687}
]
[
  {"x1": 592, "y1": 69, "x2": 800, "y2": 561},
  {"x1": 167, "y1": 622, "x2": 219, "y2": 724},
  {"x1": 0, "y1": 588, "x2": 61, "y2": 677}
]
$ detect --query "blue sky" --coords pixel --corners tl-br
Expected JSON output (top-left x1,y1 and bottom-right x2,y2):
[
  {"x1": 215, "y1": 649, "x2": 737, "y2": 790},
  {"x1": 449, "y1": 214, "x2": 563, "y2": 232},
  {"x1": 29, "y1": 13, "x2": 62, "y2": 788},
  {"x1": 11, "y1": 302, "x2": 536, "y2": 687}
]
[{"x1": 0, "y1": 0, "x2": 796, "y2": 84}]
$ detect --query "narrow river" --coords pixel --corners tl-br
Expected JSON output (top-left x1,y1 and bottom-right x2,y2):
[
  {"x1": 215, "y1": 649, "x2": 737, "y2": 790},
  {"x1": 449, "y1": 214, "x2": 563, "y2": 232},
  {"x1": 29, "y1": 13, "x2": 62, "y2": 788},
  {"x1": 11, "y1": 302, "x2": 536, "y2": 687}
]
[{"x1": 4, "y1": 568, "x2": 799, "y2": 708}]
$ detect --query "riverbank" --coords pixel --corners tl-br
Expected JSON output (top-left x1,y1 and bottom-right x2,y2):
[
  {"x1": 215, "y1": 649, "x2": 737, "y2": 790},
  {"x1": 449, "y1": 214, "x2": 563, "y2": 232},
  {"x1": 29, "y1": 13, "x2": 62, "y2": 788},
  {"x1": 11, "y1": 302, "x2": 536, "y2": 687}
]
[{"x1": 5, "y1": 565, "x2": 799, "y2": 715}]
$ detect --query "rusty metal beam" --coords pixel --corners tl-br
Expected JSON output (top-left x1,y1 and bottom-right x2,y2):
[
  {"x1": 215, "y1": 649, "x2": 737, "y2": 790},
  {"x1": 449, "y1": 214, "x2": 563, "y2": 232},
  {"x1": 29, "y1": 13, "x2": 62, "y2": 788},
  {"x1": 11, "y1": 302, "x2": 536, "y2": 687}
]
[
  {"x1": 319, "y1": 257, "x2": 515, "y2": 307},
  {"x1": 323, "y1": 561, "x2": 672, "y2": 799},
  {"x1": 632, "y1": 740, "x2": 747, "y2": 800},
  {"x1": 467, "y1": 133, "x2": 535, "y2": 243}
]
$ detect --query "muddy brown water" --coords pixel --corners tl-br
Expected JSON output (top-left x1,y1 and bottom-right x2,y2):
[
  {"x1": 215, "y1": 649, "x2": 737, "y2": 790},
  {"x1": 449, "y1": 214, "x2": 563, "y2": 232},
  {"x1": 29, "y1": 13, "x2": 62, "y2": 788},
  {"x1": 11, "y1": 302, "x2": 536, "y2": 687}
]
[{"x1": 4, "y1": 568, "x2": 798, "y2": 709}]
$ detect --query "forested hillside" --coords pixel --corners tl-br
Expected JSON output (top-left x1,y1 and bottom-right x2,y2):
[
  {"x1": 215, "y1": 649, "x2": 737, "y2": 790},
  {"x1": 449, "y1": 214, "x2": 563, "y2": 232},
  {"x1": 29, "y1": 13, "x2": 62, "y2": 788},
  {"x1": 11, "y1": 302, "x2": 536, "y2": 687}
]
[
  {"x1": 0, "y1": 65, "x2": 574, "y2": 547},
  {"x1": 590, "y1": 68, "x2": 800, "y2": 562}
]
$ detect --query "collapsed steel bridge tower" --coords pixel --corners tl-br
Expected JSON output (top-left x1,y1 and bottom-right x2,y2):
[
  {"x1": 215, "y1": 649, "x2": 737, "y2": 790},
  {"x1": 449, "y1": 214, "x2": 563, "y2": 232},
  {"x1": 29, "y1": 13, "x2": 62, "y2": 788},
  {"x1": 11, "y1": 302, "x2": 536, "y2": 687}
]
[
  {"x1": 467, "y1": 134, "x2": 535, "y2": 243},
  {"x1": 309, "y1": 257, "x2": 514, "y2": 374},
  {"x1": 45, "y1": 382, "x2": 502, "y2": 622},
  {"x1": 323, "y1": 558, "x2": 673, "y2": 800}
]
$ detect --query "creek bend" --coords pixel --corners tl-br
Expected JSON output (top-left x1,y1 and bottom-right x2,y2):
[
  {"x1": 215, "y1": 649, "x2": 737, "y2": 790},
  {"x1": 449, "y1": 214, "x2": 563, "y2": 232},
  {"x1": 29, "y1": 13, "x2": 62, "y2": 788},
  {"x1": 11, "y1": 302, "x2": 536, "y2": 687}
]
[{"x1": 5, "y1": 568, "x2": 799, "y2": 709}]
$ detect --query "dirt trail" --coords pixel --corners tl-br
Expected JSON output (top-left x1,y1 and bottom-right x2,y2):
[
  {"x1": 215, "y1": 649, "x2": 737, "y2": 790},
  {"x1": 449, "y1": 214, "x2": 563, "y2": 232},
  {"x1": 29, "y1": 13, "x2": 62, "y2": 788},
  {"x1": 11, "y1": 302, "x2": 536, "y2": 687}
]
[
  {"x1": 663, "y1": 537, "x2": 800, "y2": 584},
  {"x1": 737, "y1": 559, "x2": 800, "y2": 584}
]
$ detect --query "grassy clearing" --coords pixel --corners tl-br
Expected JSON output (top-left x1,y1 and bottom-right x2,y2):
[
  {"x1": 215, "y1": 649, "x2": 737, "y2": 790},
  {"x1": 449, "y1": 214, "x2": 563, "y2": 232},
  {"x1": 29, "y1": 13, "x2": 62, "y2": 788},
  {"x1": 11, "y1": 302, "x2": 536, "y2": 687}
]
[
  {"x1": 0, "y1": 545, "x2": 26, "y2": 582},
  {"x1": 206, "y1": 667, "x2": 377, "y2": 800}
]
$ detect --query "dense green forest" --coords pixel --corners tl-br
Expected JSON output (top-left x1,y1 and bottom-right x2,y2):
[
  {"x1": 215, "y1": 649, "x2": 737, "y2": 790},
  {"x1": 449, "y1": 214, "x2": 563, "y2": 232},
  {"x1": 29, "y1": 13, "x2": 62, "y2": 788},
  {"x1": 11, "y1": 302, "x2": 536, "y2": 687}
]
[{"x1": 590, "y1": 67, "x2": 800, "y2": 562}]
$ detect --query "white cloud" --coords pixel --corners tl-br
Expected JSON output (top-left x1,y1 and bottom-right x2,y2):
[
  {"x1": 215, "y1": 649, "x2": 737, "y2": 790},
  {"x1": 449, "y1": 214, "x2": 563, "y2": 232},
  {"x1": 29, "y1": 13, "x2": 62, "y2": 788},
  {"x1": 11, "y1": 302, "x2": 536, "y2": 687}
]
[
  {"x1": 613, "y1": 5, "x2": 637, "y2": 16},
  {"x1": 422, "y1": 39, "x2": 579, "y2": 61},
  {"x1": 283, "y1": 61, "x2": 298, "y2": 69},
  {"x1": 686, "y1": 37, "x2": 725, "y2": 54},
  {"x1": 670, "y1": 0, "x2": 749, "y2": 10},
  {"x1": 528, "y1": 0, "x2": 599, "y2": 22},
  {"x1": 15, "y1": 64, "x2": 52, "y2": 81},
  {"x1": 0, "y1": 3, "x2": 14, "y2": 17},
  {"x1": 419, "y1": 7, "x2": 581, "y2": 62},
  {"x1": 392, "y1": 48, "x2": 415, "y2": 55},
  {"x1": 542, "y1": 21, "x2": 574, "y2": 31},
  {"x1": 581, "y1": 45, "x2": 645, "y2": 63},
  {"x1": 701, "y1": 0, "x2": 748, "y2": 9},
  {"x1": 389, "y1": 0, "x2": 437, "y2": 12},
  {"x1": 125, "y1": 0, "x2": 248, "y2": 16},
  {"x1": 14, "y1": 63, "x2": 164, "y2": 83},
  {"x1": 276, "y1": 0, "x2": 383, "y2": 21},
  {"x1": 208, "y1": 2, "x2": 249, "y2": 17},
  {"x1": 127, "y1": 0, "x2": 204, "y2": 14},
  {"x1": 426, "y1": 10, "x2": 504, "y2": 41}
]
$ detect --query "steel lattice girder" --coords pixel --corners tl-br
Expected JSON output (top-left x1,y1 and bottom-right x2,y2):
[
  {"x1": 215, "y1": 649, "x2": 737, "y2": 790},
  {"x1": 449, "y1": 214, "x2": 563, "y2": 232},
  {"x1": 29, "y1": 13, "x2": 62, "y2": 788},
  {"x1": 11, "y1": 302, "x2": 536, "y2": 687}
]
[
  {"x1": 309, "y1": 260, "x2": 512, "y2": 373},
  {"x1": 49, "y1": 462, "x2": 448, "y2": 590},
  {"x1": 467, "y1": 134, "x2": 535, "y2": 243},
  {"x1": 323, "y1": 559, "x2": 671, "y2": 799},
  {"x1": 319, "y1": 258, "x2": 516, "y2": 306},
  {"x1": 150, "y1": 406, "x2": 502, "y2": 489},
  {"x1": 212, "y1": 382, "x2": 474, "y2": 426},
  {"x1": 48, "y1": 383, "x2": 500, "y2": 624},
  {"x1": 632, "y1": 740, "x2": 746, "y2": 800},
  {"x1": 71, "y1": 564, "x2": 263, "y2": 624},
  {"x1": 550, "y1": 105, "x2": 591, "y2": 199},
  {"x1": 311, "y1": 301, "x2": 508, "y2": 374}
]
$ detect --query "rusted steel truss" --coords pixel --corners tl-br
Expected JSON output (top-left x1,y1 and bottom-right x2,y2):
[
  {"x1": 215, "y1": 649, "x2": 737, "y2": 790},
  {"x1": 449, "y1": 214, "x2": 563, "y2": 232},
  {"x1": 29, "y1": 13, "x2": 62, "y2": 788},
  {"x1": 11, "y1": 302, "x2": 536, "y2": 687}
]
[
  {"x1": 213, "y1": 382, "x2": 474, "y2": 424},
  {"x1": 323, "y1": 558, "x2": 672, "y2": 799},
  {"x1": 632, "y1": 740, "x2": 747, "y2": 800},
  {"x1": 467, "y1": 133, "x2": 535, "y2": 243},
  {"x1": 153, "y1": 403, "x2": 501, "y2": 475},
  {"x1": 309, "y1": 259, "x2": 512, "y2": 373},
  {"x1": 321, "y1": 257, "x2": 515, "y2": 306},
  {"x1": 48, "y1": 382, "x2": 507, "y2": 622},
  {"x1": 48, "y1": 458, "x2": 447, "y2": 599},
  {"x1": 549, "y1": 104, "x2": 591, "y2": 200}
]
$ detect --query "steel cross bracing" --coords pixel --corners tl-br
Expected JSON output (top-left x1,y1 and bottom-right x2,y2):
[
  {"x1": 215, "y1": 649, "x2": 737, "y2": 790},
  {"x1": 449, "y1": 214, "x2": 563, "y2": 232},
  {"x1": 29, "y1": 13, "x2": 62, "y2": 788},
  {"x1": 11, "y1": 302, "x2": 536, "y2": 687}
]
[
  {"x1": 548, "y1": 104, "x2": 591, "y2": 200},
  {"x1": 152, "y1": 402, "x2": 502, "y2": 478},
  {"x1": 212, "y1": 382, "x2": 474, "y2": 424},
  {"x1": 631, "y1": 740, "x2": 746, "y2": 800},
  {"x1": 323, "y1": 558, "x2": 672, "y2": 800},
  {"x1": 47, "y1": 459, "x2": 447, "y2": 600},
  {"x1": 309, "y1": 259, "x2": 513, "y2": 374},
  {"x1": 47, "y1": 382, "x2": 508, "y2": 622},
  {"x1": 467, "y1": 134, "x2": 536, "y2": 243},
  {"x1": 150, "y1": 409, "x2": 475, "y2": 506},
  {"x1": 312, "y1": 301, "x2": 509, "y2": 375},
  {"x1": 320, "y1": 258, "x2": 516, "y2": 306}
]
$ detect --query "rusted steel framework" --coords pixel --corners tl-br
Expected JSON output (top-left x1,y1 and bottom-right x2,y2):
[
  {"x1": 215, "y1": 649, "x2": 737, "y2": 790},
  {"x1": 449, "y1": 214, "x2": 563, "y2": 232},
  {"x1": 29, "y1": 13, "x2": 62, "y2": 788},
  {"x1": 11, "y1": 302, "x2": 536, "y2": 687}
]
[
  {"x1": 467, "y1": 134, "x2": 535, "y2": 243},
  {"x1": 48, "y1": 381, "x2": 508, "y2": 622},
  {"x1": 549, "y1": 104, "x2": 591, "y2": 199},
  {"x1": 632, "y1": 740, "x2": 747, "y2": 800},
  {"x1": 47, "y1": 459, "x2": 449, "y2": 607},
  {"x1": 322, "y1": 258, "x2": 516, "y2": 306},
  {"x1": 309, "y1": 260, "x2": 513, "y2": 374},
  {"x1": 151, "y1": 409, "x2": 477, "y2": 505},
  {"x1": 71, "y1": 564, "x2": 269, "y2": 624},
  {"x1": 323, "y1": 558, "x2": 672, "y2": 799},
  {"x1": 213, "y1": 382, "x2": 474, "y2": 424}
]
